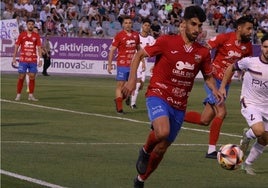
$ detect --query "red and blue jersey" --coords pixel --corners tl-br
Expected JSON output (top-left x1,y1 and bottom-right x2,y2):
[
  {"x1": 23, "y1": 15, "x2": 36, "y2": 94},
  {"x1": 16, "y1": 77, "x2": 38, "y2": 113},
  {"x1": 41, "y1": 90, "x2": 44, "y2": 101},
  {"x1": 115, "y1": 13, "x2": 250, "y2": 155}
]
[{"x1": 144, "y1": 34, "x2": 212, "y2": 110}]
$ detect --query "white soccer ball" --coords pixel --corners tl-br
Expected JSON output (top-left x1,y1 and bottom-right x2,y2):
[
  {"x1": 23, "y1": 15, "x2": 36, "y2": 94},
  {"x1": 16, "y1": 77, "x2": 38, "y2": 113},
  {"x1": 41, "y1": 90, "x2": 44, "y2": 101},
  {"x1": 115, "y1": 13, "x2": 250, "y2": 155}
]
[{"x1": 217, "y1": 144, "x2": 244, "y2": 170}]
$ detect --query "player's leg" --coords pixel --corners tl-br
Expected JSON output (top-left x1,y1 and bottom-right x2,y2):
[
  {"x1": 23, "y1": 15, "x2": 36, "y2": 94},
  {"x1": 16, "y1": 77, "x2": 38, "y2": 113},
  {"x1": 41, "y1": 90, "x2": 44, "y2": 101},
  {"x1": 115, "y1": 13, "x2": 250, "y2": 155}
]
[
  {"x1": 184, "y1": 82, "x2": 217, "y2": 126},
  {"x1": 130, "y1": 79, "x2": 142, "y2": 109},
  {"x1": 15, "y1": 62, "x2": 27, "y2": 100},
  {"x1": 114, "y1": 67, "x2": 129, "y2": 114},
  {"x1": 243, "y1": 130, "x2": 267, "y2": 175},
  {"x1": 240, "y1": 106, "x2": 266, "y2": 154},
  {"x1": 135, "y1": 98, "x2": 184, "y2": 186},
  {"x1": 25, "y1": 73, "x2": 30, "y2": 93},
  {"x1": 28, "y1": 63, "x2": 39, "y2": 101},
  {"x1": 114, "y1": 81, "x2": 125, "y2": 113},
  {"x1": 206, "y1": 103, "x2": 227, "y2": 158}
]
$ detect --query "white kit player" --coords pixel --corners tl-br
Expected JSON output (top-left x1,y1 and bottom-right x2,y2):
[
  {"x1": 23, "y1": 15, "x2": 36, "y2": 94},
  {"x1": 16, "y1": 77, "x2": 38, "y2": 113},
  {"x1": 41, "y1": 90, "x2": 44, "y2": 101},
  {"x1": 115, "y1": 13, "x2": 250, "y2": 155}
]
[
  {"x1": 219, "y1": 34, "x2": 268, "y2": 175},
  {"x1": 128, "y1": 18, "x2": 155, "y2": 109}
]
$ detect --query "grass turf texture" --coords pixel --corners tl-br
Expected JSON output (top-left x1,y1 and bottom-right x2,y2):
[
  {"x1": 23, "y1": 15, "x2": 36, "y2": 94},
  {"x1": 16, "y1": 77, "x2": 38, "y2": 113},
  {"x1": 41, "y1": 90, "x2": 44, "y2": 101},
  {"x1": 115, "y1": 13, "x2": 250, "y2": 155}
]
[{"x1": 1, "y1": 73, "x2": 267, "y2": 188}]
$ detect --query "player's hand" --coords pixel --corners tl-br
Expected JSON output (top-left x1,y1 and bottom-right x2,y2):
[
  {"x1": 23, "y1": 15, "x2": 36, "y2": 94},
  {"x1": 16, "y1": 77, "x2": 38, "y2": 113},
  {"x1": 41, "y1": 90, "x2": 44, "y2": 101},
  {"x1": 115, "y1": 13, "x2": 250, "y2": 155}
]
[
  {"x1": 38, "y1": 60, "x2": 43, "y2": 67},
  {"x1": 121, "y1": 80, "x2": 136, "y2": 99},
  {"x1": 213, "y1": 89, "x2": 224, "y2": 105},
  {"x1": 218, "y1": 87, "x2": 227, "y2": 99},
  {"x1": 107, "y1": 64, "x2": 112, "y2": 74}
]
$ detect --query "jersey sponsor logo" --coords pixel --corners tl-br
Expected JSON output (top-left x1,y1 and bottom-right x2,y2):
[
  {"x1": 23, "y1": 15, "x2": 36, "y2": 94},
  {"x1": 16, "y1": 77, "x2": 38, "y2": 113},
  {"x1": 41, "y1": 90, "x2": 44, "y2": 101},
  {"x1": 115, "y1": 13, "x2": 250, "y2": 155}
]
[
  {"x1": 251, "y1": 79, "x2": 268, "y2": 88},
  {"x1": 176, "y1": 61, "x2": 194, "y2": 70},
  {"x1": 166, "y1": 97, "x2": 182, "y2": 107},
  {"x1": 151, "y1": 105, "x2": 164, "y2": 116},
  {"x1": 171, "y1": 50, "x2": 179, "y2": 54},
  {"x1": 227, "y1": 50, "x2": 241, "y2": 59}
]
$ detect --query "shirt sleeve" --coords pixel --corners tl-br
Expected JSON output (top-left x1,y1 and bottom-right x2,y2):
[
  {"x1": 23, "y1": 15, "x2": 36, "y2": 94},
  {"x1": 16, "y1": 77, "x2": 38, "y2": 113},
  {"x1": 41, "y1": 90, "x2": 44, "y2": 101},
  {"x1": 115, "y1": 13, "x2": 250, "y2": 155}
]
[{"x1": 144, "y1": 35, "x2": 165, "y2": 57}]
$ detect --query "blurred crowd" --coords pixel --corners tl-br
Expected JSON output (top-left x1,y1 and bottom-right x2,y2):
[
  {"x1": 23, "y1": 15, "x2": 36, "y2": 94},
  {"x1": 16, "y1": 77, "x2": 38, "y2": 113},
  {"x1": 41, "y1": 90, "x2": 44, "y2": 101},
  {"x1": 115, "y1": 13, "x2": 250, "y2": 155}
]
[
  {"x1": 1, "y1": 0, "x2": 268, "y2": 43},
  {"x1": 200, "y1": 0, "x2": 268, "y2": 44}
]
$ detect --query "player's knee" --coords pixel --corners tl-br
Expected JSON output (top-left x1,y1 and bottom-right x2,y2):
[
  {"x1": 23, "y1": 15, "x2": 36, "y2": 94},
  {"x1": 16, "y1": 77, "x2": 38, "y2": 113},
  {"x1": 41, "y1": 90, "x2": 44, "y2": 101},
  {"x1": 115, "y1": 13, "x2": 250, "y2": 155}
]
[{"x1": 154, "y1": 130, "x2": 169, "y2": 141}]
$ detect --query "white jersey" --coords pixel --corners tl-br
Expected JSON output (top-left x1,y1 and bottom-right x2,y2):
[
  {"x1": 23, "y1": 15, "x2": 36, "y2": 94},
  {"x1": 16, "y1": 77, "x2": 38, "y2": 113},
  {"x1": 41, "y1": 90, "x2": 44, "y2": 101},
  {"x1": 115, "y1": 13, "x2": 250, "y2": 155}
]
[
  {"x1": 236, "y1": 56, "x2": 268, "y2": 111},
  {"x1": 137, "y1": 34, "x2": 155, "y2": 80}
]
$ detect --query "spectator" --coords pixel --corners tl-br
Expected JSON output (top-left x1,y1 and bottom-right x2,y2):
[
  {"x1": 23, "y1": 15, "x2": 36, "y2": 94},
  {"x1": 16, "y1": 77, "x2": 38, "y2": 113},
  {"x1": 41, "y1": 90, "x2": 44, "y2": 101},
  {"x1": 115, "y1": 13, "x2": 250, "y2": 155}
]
[
  {"x1": 23, "y1": 1, "x2": 34, "y2": 17},
  {"x1": 151, "y1": 19, "x2": 161, "y2": 38},
  {"x1": 81, "y1": 0, "x2": 91, "y2": 16},
  {"x1": 35, "y1": 17, "x2": 43, "y2": 35},
  {"x1": 118, "y1": 3, "x2": 130, "y2": 24},
  {"x1": 101, "y1": 0, "x2": 111, "y2": 13},
  {"x1": 161, "y1": 20, "x2": 171, "y2": 35},
  {"x1": 67, "y1": 1, "x2": 78, "y2": 20},
  {"x1": 168, "y1": 7, "x2": 181, "y2": 22},
  {"x1": 39, "y1": 5, "x2": 51, "y2": 30},
  {"x1": 95, "y1": 21, "x2": 104, "y2": 37},
  {"x1": 157, "y1": 5, "x2": 168, "y2": 23},
  {"x1": 164, "y1": 0, "x2": 173, "y2": 13},
  {"x1": 78, "y1": 16, "x2": 92, "y2": 37},
  {"x1": 51, "y1": 7, "x2": 63, "y2": 23},
  {"x1": 2, "y1": 3, "x2": 14, "y2": 19},
  {"x1": 65, "y1": 19, "x2": 75, "y2": 37},
  {"x1": 260, "y1": 17, "x2": 268, "y2": 33},
  {"x1": 139, "y1": 4, "x2": 150, "y2": 20},
  {"x1": 14, "y1": 0, "x2": 23, "y2": 17},
  {"x1": 172, "y1": 0, "x2": 183, "y2": 14},
  {"x1": 88, "y1": 5, "x2": 100, "y2": 23},
  {"x1": 58, "y1": 23, "x2": 67, "y2": 36},
  {"x1": 155, "y1": 0, "x2": 166, "y2": 9},
  {"x1": 213, "y1": 7, "x2": 223, "y2": 32},
  {"x1": 44, "y1": 16, "x2": 56, "y2": 34},
  {"x1": 225, "y1": 22, "x2": 235, "y2": 33}
]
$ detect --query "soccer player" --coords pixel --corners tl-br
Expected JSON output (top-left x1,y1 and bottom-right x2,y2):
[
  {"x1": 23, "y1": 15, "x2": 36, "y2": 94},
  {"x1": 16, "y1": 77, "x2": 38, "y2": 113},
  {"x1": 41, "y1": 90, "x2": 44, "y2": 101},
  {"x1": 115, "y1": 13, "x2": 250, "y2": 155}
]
[
  {"x1": 219, "y1": 34, "x2": 268, "y2": 175},
  {"x1": 107, "y1": 16, "x2": 140, "y2": 114},
  {"x1": 121, "y1": 6, "x2": 223, "y2": 187},
  {"x1": 13, "y1": 19, "x2": 42, "y2": 101},
  {"x1": 128, "y1": 18, "x2": 155, "y2": 109},
  {"x1": 184, "y1": 16, "x2": 254, "y2": 159}
]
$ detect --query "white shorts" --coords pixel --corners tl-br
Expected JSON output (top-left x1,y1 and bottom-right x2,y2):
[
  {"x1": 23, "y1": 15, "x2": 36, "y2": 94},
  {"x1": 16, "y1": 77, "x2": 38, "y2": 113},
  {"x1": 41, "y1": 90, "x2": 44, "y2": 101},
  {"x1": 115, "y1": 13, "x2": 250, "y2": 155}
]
[
  {"x1": 241, "y1": 105, "x2": 268, "y2": 131},
  {"x1": 137, "y1": 63, "x2": 146, "y2": 82}
]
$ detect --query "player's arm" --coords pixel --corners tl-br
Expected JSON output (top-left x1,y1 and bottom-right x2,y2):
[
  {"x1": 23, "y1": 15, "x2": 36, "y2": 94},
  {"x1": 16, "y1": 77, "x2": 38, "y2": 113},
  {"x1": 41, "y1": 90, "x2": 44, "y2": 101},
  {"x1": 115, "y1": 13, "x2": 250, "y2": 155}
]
[
  {"x1": 122, "y1": 48, "x2": 148, "y2": 97},
  {"x1": 12, "y1": 44, "x2": 19, "y2": 65},
  {"x1": 219, "y1": 64, "x2": 237, "y2": 98},
  {"x1": 107, "y1": 46, "x2": 116, "y2": 74},
  {"x1": 204, "y1": 74, "x2": 224, "y2": 104},
  {"x1": 37, "y1": 45, "x2": 43, "y2": 67}
]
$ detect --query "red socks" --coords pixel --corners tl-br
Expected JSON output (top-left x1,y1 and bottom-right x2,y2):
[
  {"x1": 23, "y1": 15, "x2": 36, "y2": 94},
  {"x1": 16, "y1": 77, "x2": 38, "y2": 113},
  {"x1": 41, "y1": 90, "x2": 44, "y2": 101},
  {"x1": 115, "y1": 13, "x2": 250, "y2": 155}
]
[
  {"x1": 29, "y1": 79, "x2": 35, "y2": 94},
  {"x1": 143, "y1": 131, "x2": 159, "y2": 154},
  {"x1": 17, "y1": 78, "x2": 24, "y2": 94},
  {"x1": 209, "y1": 117, "x2": 223, "y2": 145},
  {"x1": 114, "y1": 97, "x2": 123, "y2": 111},
  {"x1": 140, "y1": 151, "x2": 164, "y2": 181},
  {"x1": 184, "y1": 111, "x2": 203, "y2": 125}
]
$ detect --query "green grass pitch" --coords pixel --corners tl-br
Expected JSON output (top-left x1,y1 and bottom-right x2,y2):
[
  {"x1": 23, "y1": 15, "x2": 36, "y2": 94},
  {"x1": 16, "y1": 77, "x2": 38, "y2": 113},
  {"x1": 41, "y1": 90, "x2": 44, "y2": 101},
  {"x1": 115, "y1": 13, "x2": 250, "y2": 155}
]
[{"x1": 1, "y1": 73, "x2": 267, "y2": 188}]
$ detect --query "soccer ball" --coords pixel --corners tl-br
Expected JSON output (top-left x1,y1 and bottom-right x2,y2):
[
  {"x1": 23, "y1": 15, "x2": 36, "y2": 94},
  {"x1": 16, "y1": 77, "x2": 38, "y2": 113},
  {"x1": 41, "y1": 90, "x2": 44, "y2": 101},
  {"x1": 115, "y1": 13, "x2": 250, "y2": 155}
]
[{"x1": 217, "y1": 144, "x2": 244, "y2": 170}]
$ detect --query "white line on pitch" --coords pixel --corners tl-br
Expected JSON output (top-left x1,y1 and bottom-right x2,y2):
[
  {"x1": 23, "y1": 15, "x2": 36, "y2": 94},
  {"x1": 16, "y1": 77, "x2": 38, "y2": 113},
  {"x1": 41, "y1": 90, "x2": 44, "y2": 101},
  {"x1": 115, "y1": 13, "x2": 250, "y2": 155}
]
[
  {"x1": 1, "y1": 141, "x2": 210, "y2": 146},
  {"x1": 0, "y1": 99, "x2": 241, "y2": 138},
  {"x1": 0, "y1": 169, "x2": 67, "y2": 188}
]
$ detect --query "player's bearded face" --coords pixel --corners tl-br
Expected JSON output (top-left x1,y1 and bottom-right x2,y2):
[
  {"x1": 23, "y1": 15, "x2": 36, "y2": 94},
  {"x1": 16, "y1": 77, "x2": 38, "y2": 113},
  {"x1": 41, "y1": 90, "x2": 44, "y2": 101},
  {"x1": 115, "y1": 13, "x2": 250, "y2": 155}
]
[
  {"x1": 185, "y1": 19, "x2": 201, "y2": 42},
  {"x1": 185, "y1": 27, "x2": 199, "y2": 42},
  {"x1": 27, "y1": 22, "x2": 34, "y2": 32},
  {"x1": 240, "y1": 33, "x2": 251, "y2": 43}
]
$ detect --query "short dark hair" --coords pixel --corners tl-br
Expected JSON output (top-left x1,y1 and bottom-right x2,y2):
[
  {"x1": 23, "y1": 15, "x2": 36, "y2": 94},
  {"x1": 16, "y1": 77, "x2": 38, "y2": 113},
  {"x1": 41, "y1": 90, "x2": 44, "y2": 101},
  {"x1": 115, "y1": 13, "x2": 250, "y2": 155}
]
[
  {"x1": 234, "y1": 16, "x2": 253, "y2": 28},
  {"x1": 261, "y1": 33, "x2": 268, "y2": 43},
  {"x1": 183, "y1": 5, "x2": 206, "y2": 22},
  {"x1": 142, "y1": 18, "x2": 151, "y2": 25},
  {"x1": 27, "y1": 19, "x2": 35, "y2": 24}
]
